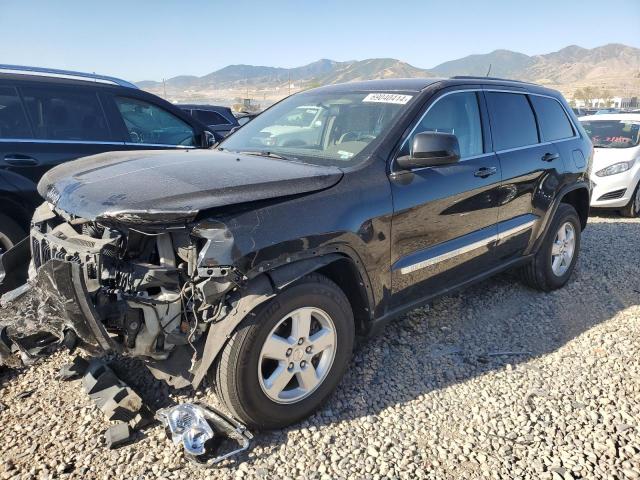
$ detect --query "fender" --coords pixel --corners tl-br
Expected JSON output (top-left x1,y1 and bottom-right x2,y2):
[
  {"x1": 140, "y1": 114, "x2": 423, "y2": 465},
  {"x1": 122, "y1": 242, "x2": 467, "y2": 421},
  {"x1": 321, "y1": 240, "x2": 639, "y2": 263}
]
[
  {"x1": 191, "y1": 253, "x2": 361, "y2": 387},
  {"x1": 526, "y1": 181, "x2": 591, "y2": 256}
]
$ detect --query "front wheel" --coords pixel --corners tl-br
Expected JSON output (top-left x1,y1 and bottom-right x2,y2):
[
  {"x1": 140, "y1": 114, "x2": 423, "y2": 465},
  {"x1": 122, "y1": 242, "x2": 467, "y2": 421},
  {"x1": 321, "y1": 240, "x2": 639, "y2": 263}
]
[
  {"x1": 0, "y1": 213, "x2": 26, "y2": 255},
  {"x1": 620, "y1": 181, "x2": 640, "y2": 218},
  {"x1": 520, "y1": 203, "x2": 581, "y2": 292},
  {"x1": 213, "y1": 273, "x2": 354, "y2": 429}
]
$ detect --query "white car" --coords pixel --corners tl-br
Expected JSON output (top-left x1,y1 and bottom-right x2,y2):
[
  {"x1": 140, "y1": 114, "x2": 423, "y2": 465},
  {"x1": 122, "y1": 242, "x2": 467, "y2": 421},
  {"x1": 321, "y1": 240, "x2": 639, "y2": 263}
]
[
  {"x1": 579, "y1": 113, "x2": 640, "y2": 217},
  {"x1": 259, "y1": 105, "x2": 325, "y2": 147}
]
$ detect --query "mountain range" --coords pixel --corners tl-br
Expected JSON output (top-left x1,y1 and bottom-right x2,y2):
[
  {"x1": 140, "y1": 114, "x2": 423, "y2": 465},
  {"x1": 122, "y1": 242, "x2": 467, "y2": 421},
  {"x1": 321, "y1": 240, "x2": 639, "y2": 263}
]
[{"x1": 138, "y1": 43, "x2": 640, "y2": 104}]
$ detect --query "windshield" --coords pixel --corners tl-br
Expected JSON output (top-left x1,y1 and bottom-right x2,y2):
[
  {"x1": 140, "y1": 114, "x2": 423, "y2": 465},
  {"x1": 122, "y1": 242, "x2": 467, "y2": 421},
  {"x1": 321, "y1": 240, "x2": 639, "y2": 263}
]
[
  {"x1": 581, "y1": 119, "x2": 640, "y2": 148},
  {"x1": 275, "y1": 106, "x2": 321, "y2": 127},
  {"x1": 220, "y1": 91, "x2": 415, "y2": 167}
]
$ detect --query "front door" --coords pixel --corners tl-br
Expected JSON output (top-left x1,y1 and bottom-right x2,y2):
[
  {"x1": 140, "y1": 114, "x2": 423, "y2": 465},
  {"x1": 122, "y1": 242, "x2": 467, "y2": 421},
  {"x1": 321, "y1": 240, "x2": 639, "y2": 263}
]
[{"x1": 389, "y1": 90, "x2": 502, "y2": 309}]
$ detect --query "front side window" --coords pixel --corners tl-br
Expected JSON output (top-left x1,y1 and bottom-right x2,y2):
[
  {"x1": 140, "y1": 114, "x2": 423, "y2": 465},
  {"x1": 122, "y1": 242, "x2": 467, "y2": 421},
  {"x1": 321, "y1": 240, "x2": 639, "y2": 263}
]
[
  {"x1": 485, "y1": 92, "x2": 539, "y2": 151},
  {"x1": 399, "y1": 92, "x2": 483, "y2": 159},
  {"x1": 581, "y1": 120, "x2": 640, "y2": 148},
  {"x1": 220, "y1": 91, "x2": 414, "y2": 167},
  {"x1": 530, "y1": 96, "x2": 574, "y2": 141},
  {"x1": 115, "y1": 97, "x2": 195, "y2": 146},
  {"x1": 0, "y1": 85, "x2": 32, "y2": 139},
  {"x1": 20, "y1": 86, "x2": 111, "y2": 141}
]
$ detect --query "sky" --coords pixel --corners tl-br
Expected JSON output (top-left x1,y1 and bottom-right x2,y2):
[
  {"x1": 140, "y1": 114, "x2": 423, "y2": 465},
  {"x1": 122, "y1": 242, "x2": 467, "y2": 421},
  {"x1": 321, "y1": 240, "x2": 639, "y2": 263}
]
[{"x1": 1, "y1": 0, "x2": 639, "y2": 82}]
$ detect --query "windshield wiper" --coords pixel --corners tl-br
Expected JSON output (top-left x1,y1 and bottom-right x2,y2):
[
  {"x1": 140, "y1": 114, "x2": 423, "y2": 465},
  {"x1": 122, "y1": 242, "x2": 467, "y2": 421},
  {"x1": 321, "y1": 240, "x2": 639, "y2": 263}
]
[{"x1": 235, "y1": 150, "x2": 290, "y2": 160}]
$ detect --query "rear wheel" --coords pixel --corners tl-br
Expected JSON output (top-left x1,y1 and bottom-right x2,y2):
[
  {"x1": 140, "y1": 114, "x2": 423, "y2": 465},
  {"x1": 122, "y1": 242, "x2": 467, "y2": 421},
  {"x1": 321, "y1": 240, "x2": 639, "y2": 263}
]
[
  {"x1": 620, "y1": 181, "x2": 640, "y2": 218},
  {"x1": 0, "y1": 214, "x2": 26, "y2": 255},
  {"x1": 520, "y1": 203, "x2": 581, "y2": 292},
  {"x1": 213, "y1": 273, "x2": 354, "y2": 429}
]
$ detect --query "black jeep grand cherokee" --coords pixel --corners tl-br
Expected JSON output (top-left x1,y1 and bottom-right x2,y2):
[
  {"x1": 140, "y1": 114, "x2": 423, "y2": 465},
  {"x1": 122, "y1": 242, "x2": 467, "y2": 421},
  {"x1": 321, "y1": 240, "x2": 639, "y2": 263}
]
[{"x1": 1, "y1": 77, "x2": 592, "y2": 429}]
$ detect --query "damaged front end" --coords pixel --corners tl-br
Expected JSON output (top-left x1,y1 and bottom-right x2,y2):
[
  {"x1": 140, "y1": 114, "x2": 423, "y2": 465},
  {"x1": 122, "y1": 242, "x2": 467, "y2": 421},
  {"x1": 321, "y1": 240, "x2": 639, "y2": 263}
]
[{"x1": 0, "y1": 202, "x2": 245, "y2": 385}]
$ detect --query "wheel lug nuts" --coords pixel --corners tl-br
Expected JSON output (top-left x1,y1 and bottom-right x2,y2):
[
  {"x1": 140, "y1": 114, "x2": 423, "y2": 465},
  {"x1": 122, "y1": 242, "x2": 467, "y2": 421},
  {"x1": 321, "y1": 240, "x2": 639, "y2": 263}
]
[
  {"x1": 288, "y1": 362, "x2": 294, "y2": 370},
  {"x1": 298, "y1": 338, "x2": 304, "y2": 345},
  {"x1": 286, "y1": 348, "x2": 292, "y2": 357},
  {"x1": 305, "y1": 346, "x2": 312, "y2": 353},
  {"x1": 300, "y1": 360, "x2": 306, "y2": 368}
]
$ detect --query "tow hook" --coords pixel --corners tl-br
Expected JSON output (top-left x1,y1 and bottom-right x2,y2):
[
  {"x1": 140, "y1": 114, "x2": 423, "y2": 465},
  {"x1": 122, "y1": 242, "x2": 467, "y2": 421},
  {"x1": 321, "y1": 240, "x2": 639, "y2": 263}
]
[{"x1": 157, "y1": 402, "x2": 253, "y2": 466}]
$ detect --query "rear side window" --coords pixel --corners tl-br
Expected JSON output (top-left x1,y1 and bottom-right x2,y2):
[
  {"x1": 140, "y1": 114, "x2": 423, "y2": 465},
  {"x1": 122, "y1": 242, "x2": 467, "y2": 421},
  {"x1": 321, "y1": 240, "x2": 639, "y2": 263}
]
[
  {"x1": 115, "y1": 97, "x2": 195, "y2": 146},
  {"x1": 0, "y1": 86, "x2": 32, "y2": 139},
  {"x1": 486, "y1": 92, "x2": 538, "y2": 150},
  {"x1": 20, "y1": 86, "x2": 111, "y2": 141},
  {"x1": 195, "y1": 110, "x2": 231, "y2": 126},
  {"x1": 530, "y1": 96, "x2": 574, "y2": 141}
]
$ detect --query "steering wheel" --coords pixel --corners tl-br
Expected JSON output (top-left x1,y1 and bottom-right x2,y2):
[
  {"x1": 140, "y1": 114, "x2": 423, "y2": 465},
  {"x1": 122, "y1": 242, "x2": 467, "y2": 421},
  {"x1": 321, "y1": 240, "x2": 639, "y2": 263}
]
[
  {"x1": 129, "y1": 130, "x2": 143, "y2": 143},
  {"x1": 337, "y1": 131, "x2": 359, "y2": 144}
]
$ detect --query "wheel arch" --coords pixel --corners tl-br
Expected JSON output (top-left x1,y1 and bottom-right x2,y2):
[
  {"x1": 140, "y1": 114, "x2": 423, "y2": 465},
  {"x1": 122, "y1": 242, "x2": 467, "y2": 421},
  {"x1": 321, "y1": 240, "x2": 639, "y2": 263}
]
[
  {"x1": 560, "y1": 186, "x2": 590, "y2": 230},
  {"x1": 263, "y1": 251, "x2": 375, "y2": 334},
  {"x1": 192, "y1": 251, "x2": 375, "y2": 388},
  {"x1": 0, "y1": 191, "x2": 32, "y2": 232}
]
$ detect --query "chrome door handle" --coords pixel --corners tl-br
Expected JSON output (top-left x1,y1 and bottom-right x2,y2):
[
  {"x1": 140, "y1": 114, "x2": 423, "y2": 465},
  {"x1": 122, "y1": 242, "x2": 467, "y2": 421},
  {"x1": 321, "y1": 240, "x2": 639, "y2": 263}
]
[
  {"x1": 474, "y1": 167, "x2": 497, "y2": 178},
  {"x1": 542, "y1": 152, "x2": 560, "y2": 162},
  {"x1": 4, "y1": 155, "x2": 39, "y2": 166}
]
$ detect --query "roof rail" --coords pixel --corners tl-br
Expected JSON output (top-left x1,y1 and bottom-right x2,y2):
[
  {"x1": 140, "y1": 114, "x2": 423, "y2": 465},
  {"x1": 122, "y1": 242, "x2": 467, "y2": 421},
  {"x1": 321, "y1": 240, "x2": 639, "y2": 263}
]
[
  {"x1": 0, "y1": 64, "x2": 139, "y2": 89},
  {"x1": 450, "y1": 75, "x2": 536, "y2": 85}
]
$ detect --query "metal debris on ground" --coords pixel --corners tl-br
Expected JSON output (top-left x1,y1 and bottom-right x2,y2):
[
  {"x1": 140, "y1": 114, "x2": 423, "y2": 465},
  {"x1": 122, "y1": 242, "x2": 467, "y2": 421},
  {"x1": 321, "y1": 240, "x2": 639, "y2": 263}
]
[{"x1": 157, "y1": 403, "x2": 253, "y2": 466}]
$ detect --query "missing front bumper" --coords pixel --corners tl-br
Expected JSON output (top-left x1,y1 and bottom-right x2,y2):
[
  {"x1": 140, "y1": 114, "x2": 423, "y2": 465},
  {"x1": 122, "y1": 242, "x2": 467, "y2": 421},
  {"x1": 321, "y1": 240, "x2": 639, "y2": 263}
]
[{"x1": 0, "y1": 259, "x2": 116, "y2": 361}]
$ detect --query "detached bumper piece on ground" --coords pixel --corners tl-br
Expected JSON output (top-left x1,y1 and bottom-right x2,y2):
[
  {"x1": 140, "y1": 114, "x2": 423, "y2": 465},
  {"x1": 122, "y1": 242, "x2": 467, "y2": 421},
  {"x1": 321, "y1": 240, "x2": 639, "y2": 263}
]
[
  {"x1": 157, "y1": 403, "x2": 253, "y2": 466},
  {"x1": 59, "y1": 357, "x2": 254, "y2": 463}
]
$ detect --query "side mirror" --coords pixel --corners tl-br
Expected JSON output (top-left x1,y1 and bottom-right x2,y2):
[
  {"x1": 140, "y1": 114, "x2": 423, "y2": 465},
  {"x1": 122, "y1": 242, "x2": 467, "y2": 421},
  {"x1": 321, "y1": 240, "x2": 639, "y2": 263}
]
[
  {"x1": 202, "y1": 131, "x2": 216, "y2": 148},
  {"x1": 396, "y1": 132, "x2": 461, "y2": 170}
]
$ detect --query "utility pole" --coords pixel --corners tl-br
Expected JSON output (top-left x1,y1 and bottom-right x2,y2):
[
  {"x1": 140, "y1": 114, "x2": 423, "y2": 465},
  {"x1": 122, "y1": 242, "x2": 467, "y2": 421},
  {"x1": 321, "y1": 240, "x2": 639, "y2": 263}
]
[
  {"x1": 288, "y1": 72, "x2": 291, "y2": 96},
  {"x1": 162, "y1": 78, "x2": 167, "y2": 98}
]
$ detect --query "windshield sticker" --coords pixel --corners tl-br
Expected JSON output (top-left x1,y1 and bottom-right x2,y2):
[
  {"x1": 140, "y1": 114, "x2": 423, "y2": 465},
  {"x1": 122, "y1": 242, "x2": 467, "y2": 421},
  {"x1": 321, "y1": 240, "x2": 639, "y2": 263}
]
[
  {"x1": 362, "y1": 93, "x2": 413, "y2": 105},
  {"x1": 337, "y1": 150, "x2": 354, "y2": 159}
]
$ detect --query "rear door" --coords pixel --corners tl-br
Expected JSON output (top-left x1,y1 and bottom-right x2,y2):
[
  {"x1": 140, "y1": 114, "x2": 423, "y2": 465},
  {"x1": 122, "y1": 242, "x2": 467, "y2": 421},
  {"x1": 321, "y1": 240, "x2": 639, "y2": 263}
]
[
  {"x1": 0, "y1": 80, "x2": 124, "y2": 209},
  {"x1": 529, "y1": 93, "x2": 578, "y2": 175},
  {"x1": 389, "y1": 89, "x2": 502, "y2": 308},
  {"x1": 485, "y1": 90, "x2": 565, "y2": 261}
]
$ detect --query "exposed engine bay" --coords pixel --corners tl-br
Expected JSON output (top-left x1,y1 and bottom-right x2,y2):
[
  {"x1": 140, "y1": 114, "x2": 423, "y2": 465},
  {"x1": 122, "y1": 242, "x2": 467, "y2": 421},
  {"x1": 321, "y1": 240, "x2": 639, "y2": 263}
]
[{"x1": 1, "y1": 201, "x2": 246, "y2": 385}]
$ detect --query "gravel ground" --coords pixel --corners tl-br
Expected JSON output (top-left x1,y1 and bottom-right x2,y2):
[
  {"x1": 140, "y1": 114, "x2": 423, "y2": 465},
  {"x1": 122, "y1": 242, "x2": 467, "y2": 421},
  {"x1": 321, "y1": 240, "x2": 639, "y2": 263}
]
[{"x1": 1, "y1": 214, "x2": 639, "y2": 480}]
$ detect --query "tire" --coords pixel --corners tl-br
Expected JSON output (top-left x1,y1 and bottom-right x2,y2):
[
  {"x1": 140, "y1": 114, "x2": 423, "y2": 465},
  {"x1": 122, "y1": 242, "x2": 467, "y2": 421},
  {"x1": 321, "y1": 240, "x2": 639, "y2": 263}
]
[
  {"x1": 620, "y1": 181, "x2": 640, "y2": 218},
  {"x1": 213, "y1": 273, "x2": 355, "y2": 429},
  {"x1": 0, "y1": 213, "x2": 26, "y2": 255},
  {"x1": 520, "y1": 203, "x2": 581, "y2": 292}
]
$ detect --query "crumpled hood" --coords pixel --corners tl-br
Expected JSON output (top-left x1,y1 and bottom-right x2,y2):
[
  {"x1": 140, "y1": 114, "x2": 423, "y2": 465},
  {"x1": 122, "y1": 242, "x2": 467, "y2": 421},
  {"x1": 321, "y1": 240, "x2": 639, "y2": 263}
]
[{"x1": 38, "y1": 149, "x2": 343, "y2": 225}]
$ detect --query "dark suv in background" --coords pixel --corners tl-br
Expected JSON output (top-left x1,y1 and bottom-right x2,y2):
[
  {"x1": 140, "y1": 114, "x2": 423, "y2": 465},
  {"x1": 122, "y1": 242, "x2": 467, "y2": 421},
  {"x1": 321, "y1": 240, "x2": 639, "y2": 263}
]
[
  {"x1": 0, "y1": 65, "x2": 215, "y2": 253},
  {"x1": 1, "y1": 77, "x2": 591, "y2": 429},
  {"x1": 179, "y1": 104, "x2": 240, "y2": 140}
]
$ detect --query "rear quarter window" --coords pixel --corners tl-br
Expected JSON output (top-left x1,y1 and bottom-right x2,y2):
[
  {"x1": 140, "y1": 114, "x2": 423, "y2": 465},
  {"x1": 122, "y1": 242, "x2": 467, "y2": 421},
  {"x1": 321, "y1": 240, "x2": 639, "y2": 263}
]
[
  {"x1": 530, "y1": 95, "x2": 574, "y2": 141},
  {"x1": 195, "y1": 110, "x2": 231, "y2": 126},
  {"x1": 485, "y1": 92, "x2": 539, "y2": 151}
]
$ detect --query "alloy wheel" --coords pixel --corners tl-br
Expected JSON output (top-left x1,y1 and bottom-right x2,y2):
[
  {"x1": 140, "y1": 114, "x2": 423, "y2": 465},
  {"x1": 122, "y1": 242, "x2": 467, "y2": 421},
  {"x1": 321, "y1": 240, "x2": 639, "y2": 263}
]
[
  {"x1": 258, "y1": 307, "x2": 336, "y2": 404},
  {"x1": 551, "y1": 221, "x2": 576, "y2": 277}
]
